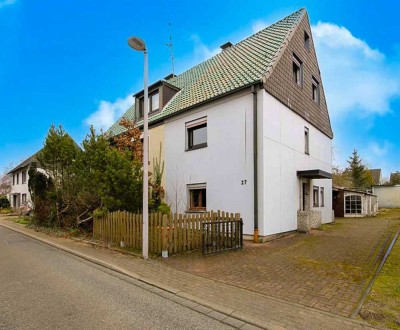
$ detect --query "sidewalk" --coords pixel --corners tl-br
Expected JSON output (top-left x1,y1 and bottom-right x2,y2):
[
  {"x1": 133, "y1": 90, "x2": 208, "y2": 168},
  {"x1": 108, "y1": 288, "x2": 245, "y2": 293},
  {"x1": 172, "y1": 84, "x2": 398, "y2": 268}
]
[{"x1": 0, "y1": 217, "x2": 375, "y2": 330}]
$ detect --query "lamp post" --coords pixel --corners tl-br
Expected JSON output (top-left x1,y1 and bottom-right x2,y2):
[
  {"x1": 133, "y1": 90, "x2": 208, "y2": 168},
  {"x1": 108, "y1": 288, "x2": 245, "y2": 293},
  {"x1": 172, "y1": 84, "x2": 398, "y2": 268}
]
[{"x1": 128, "y1": 36, "x2": 149, "y2": 260}]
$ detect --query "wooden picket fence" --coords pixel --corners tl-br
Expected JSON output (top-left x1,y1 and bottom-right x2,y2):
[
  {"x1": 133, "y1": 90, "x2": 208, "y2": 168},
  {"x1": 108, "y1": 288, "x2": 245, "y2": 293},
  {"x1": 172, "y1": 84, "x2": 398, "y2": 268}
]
[{"x1": 93, "y1": 210, "x2": 241, "y2": 256}]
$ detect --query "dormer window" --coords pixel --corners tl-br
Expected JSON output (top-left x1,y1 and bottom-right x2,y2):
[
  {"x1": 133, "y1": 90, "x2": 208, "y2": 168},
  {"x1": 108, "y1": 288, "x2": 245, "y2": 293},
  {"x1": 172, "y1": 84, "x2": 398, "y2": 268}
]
[
  {"x1": 138, "y1": 90, "x2": 160, "y2": 118},
  {"x1": 151, "y1": 92, "x2": 159, "y2": 112},
  {"x1": 135, "y1": 80, "x2": 180, "y2": 120}
]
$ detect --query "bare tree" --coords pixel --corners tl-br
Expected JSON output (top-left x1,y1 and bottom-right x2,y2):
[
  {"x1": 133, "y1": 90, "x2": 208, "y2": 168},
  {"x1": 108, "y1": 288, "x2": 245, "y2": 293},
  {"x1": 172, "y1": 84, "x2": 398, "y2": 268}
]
[{"x1": 166, "y1": 165, "x2": 189, "y2": 214}]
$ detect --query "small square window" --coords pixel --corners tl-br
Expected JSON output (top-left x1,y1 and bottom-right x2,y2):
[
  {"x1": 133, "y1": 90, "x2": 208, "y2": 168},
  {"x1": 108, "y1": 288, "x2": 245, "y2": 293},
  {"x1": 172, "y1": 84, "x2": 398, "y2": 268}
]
[
  {"x1": 312, "y1": 77, "x2": 320, "y2": 104},
  {"x1": 304, "y1": 127, "x2": 309, "y2": 155},
  {"x1": 313, "y1": 186, "x2": 319, "y2": 207},
  {"x1": 292, "y1": 53, "x2": 303, "y2": 86},
  {"x1": 187, "y1": 184, "x2": 206, "y2": 212},
  {"x1": 304, "y1": 31, "x2": 310, "y2": 50},
  {"x1": 186, "y1": 118, "x2": 207, "y2": 151}
]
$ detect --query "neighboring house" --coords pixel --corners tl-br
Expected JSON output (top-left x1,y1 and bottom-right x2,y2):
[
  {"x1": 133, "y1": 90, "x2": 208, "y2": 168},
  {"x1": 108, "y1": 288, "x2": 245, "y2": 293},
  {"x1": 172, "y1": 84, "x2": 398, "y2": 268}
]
[
  {"x1": 368, "y1": 168, "x2": 381, "y2": 185},
  {"x1": 8, "y1": 151, "x2": 42, "y2": 209},
  {"x1": 332, "y1": 187, "x2": 378, "y2": 217},
  {"x1": 372, "y1": 185, "x2": 400, "y2": 208},
  {"x1": 108, "y1": 8, "x2": 333, "y2": 241}
]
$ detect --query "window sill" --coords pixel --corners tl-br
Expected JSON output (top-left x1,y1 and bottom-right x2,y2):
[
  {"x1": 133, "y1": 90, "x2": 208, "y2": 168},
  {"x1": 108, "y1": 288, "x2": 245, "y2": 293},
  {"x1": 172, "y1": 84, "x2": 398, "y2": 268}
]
[
  {"x1": 185, "y1": 209, "x2": 207, "y2": 214},
  {"x1": 186, "y1": 143, "x2": 207, "y2": 152}
]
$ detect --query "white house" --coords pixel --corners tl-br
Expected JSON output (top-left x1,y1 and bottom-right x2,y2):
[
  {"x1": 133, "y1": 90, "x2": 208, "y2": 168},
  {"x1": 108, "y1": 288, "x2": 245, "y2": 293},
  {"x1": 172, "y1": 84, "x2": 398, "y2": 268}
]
[
  {"x1": 8, "y1": 151, "x2": 41, "y2": 209},
  {"x1": 109, "y1": 8, "x2": 333, "y2": 241}
]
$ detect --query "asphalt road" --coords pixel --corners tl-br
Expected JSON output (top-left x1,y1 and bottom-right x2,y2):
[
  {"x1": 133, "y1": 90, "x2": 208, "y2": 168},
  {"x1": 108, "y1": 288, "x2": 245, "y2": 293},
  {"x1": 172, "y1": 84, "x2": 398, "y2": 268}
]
[{"x1": 0, "y1": 226, "x2": 233, "y2": 330}]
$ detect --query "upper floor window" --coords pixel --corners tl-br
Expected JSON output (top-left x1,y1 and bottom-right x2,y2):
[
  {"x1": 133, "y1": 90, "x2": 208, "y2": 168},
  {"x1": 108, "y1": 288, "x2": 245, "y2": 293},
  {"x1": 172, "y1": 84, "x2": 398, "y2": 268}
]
[
  {"x1": 16, "y1": 173, "x2": 19, "y2": 185},
  {"x1": 312, "y1": 77, "x2": 320, "y2": 104},
  {"x1": 304, "y1": 127, "x2": 309, "y2": 155},
  {"x1": 304, "y1": 31, "x2": 310, "y2": 50},
  {"x1": 292, "y1": 53, "x2": 303, "y2": 87},
  {"x1": 186, "y1": 117, "x2": 207, "y2": 151},
  {"x1": 138, "y1": 89, "x2": 160, "y2": 118},
  {"x1": 13, "y1": 175, "x2": 15, "y2": 186},
  {"x1": 22, "y1": 171, "x2": 27, "y2": 184},
  {"x1": 150, "y1": 92, "x2": 159, "y2": 112}
]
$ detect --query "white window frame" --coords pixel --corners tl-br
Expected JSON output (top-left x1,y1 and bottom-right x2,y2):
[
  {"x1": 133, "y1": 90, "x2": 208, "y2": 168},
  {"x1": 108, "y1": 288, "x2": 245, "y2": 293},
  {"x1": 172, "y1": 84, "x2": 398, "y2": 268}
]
[
  {"x1": 313, "y1": 186, "x2": 319, "y2": 207},
  {"x1": 304, "y1": 127, "x2": 310, "y2": 155}
]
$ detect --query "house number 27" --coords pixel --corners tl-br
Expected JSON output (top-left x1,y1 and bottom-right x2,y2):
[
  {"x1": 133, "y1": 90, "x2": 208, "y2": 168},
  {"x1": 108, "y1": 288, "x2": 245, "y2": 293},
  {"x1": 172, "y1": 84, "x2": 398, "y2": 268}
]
[{"x1": 241, "y1": 180, "x2": 247, "y2": 185}]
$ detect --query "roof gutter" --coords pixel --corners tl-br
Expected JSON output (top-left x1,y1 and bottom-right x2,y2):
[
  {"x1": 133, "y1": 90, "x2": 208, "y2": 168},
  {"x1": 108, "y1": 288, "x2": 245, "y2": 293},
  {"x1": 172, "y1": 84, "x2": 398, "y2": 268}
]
[{"x1": 252, "y1": 85, "x2": 259, "y2": 243}]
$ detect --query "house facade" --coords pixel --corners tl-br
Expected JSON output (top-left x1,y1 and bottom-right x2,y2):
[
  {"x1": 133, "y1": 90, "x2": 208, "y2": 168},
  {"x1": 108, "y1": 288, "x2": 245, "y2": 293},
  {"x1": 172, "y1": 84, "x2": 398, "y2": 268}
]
[
  {"x1": 8, "y1": 152, "x2": 41, "y2": 209},
  {"x1": 108, "y1": 8, "x2": 333, "y2": 241}
]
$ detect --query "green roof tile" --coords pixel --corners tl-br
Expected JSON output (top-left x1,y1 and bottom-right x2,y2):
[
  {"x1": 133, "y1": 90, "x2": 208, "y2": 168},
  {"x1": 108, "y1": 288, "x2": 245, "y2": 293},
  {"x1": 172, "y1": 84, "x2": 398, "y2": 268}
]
[{"x1": 108, "y1": 8, "x2": 304, "y2": 136}]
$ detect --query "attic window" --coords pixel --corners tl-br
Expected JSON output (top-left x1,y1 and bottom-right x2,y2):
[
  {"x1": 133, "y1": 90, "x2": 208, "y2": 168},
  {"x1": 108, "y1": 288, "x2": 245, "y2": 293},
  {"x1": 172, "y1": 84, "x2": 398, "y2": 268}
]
[
  {"x1": 138, "y1": 90, "x2": 160, "y2": 118},
  {"x1": 292, "y1": 53, "x2": 303, "y2": 87},
  {"x1": 304, "y1": 31, "x2": 310, "y2": 50},
  {"x1": 312, "y1": 76, "x2": 320, "y2": 104}
]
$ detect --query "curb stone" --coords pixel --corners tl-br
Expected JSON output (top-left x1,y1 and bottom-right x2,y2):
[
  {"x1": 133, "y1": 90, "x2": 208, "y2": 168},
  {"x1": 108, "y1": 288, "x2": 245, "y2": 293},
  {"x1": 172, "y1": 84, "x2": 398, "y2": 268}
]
[{"x1": 0, "y1": 222, "x2": 264, "y2": 329}]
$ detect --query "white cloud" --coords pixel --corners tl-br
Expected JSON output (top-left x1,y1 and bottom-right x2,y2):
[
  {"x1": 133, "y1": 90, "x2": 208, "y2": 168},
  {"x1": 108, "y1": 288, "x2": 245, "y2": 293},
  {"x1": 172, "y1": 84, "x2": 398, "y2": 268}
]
[
  {"x1": 368, "y1": 141, "x2": 391, "y2": 157},
  {"x1": 0, "y1": 0, "x2": 16, "y2": 9},
  {"x1": 190, "y1": 34, "x2": 220, "y2": 61},
  {"x1": 84, "y1": 95, "x2": 133, "y2": 131},
  {"x1": 312, "y1": 22, "x2": 400, "y2": 118}
]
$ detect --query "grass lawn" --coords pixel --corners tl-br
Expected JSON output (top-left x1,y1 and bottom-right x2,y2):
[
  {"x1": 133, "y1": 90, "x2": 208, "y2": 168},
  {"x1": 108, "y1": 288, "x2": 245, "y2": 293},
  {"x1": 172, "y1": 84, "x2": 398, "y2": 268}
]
[{"x1": 360, "y1": 230, "x2": 400, "y2": 329}]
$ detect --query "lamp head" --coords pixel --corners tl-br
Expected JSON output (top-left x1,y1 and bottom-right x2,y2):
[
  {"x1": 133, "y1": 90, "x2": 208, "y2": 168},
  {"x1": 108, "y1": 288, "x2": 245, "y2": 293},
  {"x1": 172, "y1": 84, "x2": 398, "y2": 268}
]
[{"x1": 128, "y1": 36, "x2": 146, "y2": 51}]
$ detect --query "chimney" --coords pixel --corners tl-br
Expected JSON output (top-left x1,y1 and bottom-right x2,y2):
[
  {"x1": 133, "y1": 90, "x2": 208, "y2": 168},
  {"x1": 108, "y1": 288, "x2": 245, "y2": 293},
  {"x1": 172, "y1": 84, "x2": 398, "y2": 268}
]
[{"x1": 220, "y1": 42, "x2": 233, "y2": 50}]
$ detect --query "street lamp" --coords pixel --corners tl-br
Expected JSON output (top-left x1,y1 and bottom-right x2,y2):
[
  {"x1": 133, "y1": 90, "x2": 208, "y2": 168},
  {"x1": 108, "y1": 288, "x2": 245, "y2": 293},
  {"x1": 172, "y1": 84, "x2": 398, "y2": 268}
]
[{"x1": 128, "y1": 36, "x2": 149, "y2": 260}]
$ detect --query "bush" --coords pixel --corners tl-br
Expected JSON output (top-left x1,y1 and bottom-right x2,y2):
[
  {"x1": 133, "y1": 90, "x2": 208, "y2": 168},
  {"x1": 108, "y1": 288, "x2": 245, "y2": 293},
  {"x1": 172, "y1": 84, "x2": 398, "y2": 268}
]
[
  {"x1": 157, "y1": 202, "x2": 171, "y2": 215},
  {"x1": 0, "y1": 196, "x2": 10, "y2": 209}
]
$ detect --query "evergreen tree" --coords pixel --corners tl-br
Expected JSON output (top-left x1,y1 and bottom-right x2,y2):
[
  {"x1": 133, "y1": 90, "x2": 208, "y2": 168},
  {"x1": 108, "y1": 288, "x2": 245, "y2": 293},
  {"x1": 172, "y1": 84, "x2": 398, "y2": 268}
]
[{"x1": 346, "y1": 149, "x2": 373, "y2": 190}]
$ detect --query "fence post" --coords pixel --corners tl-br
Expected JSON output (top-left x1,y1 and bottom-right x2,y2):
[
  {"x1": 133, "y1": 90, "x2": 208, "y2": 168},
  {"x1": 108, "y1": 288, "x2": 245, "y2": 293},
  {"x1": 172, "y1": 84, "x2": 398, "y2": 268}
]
[{"x1": 162, "y1": 214, "x2": 168, "y2": 258}]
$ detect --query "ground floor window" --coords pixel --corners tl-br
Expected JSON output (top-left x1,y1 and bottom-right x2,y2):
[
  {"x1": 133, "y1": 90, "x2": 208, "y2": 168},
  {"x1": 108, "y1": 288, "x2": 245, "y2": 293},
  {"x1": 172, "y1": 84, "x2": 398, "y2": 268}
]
[
  {"x1": 22, "y1": 194, "x2": 27, "y2": 204},
  {"x1": 187, "y1": 183, "x2": 206, "y2": 212},
  {"x1": 313, "y1": 186, "x2": 319, "y2": 207},
  {"x1": 345, "y1": 195, "x2": 362, "y2": 214},
  {"x1": 320, "y1": 187, "x2": 324, "y2": 207}
]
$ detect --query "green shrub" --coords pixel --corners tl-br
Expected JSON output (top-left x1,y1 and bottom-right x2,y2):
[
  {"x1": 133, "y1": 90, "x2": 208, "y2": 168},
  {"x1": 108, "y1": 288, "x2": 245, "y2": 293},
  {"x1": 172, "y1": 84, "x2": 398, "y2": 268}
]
[
  {"x1": 157, "y1": 202, "x2": 171, "y2": 215},
  {"x1": 0, "y1": 196, "x2": 10, "y2": 209}
]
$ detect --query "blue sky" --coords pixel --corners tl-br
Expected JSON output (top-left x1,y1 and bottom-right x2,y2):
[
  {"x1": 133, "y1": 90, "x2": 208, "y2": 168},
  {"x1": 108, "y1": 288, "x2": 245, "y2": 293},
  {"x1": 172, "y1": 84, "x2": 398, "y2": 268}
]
[{"x1": 1, "y1": 0, "x2": 399, "y2": 179}]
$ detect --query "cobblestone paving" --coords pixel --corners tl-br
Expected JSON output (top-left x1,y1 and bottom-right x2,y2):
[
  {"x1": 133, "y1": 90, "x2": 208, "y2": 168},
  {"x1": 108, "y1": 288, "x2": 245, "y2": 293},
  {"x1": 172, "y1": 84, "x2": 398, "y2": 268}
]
[{"x1": 161, "y1": 217, "x2": 400, "y2": 317}]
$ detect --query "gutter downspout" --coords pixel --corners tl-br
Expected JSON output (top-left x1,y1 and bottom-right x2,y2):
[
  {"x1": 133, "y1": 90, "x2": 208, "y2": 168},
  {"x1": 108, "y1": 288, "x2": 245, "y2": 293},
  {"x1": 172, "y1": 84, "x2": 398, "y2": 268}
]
[{"x1": 252, "y1": 85, "x2": 259, "y2": 243}]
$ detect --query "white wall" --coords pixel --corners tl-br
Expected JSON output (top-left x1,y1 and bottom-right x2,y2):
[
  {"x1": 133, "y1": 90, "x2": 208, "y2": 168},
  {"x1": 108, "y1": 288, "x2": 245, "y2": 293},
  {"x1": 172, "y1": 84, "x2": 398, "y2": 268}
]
[
  {"x1": 9, "y1": 168, "x2": 31, "y2": 207},
  {"x1": 373, "y1": 186, "x2": 400, "y2": 208},
  {"x1": 165, "y1": 90, "x2": 255, "y2": 235},
  {"x1": 164, "y1": 89, "x2": 333, "y2": 237},
  {"x1": 261, "y1": 92, "x2": 332, "y2": 236}
]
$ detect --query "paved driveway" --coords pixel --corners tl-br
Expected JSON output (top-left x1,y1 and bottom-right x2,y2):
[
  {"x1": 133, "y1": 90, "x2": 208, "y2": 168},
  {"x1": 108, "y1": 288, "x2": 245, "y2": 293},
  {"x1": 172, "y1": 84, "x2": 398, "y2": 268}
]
[{"x1": 161, "y1": 213, "x2": 400, "y2": 317}]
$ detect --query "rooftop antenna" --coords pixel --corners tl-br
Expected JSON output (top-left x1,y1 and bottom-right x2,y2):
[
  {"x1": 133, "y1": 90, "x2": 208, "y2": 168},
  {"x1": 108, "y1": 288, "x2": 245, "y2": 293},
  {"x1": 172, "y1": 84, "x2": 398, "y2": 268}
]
[{"x1": 166, "y1": 23, "x2": 175, "y2": 75}]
